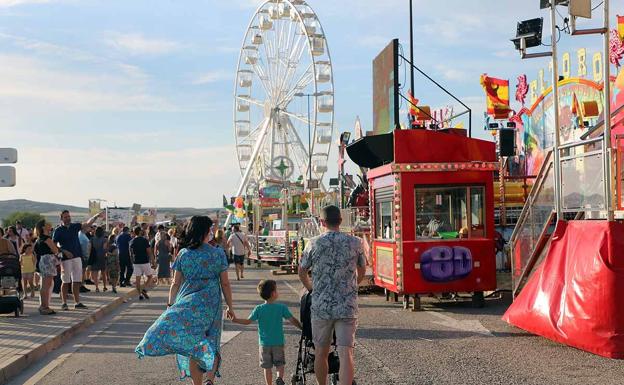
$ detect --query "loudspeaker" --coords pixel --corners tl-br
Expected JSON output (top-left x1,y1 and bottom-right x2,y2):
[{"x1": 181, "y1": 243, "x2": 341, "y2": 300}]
[{"x1": 499, "y1": 129, "x2": 516, "y2": 157}]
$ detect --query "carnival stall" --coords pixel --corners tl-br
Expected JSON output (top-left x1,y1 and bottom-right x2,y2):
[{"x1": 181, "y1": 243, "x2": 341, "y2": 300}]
[{"x1": 348, "y1": 128, "x2": 498, "y2": 309}]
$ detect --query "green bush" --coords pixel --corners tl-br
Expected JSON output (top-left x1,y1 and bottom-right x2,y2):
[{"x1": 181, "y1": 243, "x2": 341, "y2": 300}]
[{"x1": 2, "y1": 212, "x2": 45, "y2": 229}]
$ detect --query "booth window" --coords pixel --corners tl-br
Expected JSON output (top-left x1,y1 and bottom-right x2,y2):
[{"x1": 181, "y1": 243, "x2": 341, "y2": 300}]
[
  {"x1": 374, "y1": 186, "x2": 394, "y2": 240},
  {"x1": 415, "y1": 186, "x2": 485, "y2": 239}
]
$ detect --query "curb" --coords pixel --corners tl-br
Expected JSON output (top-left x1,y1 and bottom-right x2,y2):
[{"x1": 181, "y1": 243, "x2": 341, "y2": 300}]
[{"x1": 0, "y1": 289, "x2": 138, "y2": 385}]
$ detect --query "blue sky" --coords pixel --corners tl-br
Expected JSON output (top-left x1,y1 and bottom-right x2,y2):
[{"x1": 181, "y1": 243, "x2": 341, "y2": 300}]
[{"x1": 0, "y1": 0, "x2": 621, "y2": 208}]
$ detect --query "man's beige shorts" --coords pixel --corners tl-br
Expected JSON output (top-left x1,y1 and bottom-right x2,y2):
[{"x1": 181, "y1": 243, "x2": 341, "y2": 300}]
[{"x1": 311, "y1": 318, "x2": 357, "y2": 348}]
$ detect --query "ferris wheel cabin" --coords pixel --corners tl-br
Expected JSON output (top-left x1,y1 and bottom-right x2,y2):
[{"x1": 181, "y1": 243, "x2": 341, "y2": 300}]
[{"x1": 349, "y1": 128, "x2": 498, "y2": 307}]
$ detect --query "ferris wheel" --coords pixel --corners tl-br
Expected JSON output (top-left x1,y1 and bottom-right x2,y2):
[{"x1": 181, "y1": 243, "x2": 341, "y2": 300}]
[{"x1": 232, "y1": 0, "x2": 334, "y2": 200}]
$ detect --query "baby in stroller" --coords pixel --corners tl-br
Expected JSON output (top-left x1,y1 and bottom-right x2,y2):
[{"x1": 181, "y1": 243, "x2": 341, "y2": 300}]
[
  {"x1": 0, "y1": 251, "x2": 24, "y2": 317},
  {"x1": 292, "y1": 291, "x2": 356, "y2": 385}
]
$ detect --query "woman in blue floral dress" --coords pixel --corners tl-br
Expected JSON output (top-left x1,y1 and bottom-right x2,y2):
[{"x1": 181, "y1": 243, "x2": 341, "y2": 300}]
[{"x1": 136, "y1": 216, "x2": 235, "y2": 385}]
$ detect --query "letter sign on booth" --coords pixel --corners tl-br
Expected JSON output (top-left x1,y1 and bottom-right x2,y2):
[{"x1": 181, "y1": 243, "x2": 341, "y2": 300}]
[{"x1": 420, "y1": 246, "x2": 473, "y2": 283}]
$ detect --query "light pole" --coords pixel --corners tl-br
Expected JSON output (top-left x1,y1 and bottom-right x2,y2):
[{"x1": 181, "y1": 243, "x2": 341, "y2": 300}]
[
  {"x1": 339, "y1": 132, "x2": 351, "y2": 209},
  {"x1": 294, "y1": 92, "x2": 320, "y2": 215}
]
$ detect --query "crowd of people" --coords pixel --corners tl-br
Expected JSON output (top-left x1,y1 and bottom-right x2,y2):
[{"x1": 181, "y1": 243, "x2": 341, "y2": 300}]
[
  {"x1": 0, "y1": 211, "x2": 259, "y2": 317},
  {"x1": 0, "y1": 211, "x2": 187, "y2": 315},
  {"x1": 2, "y1": 206, "x2": 367, "y2": 385},
  {"x1": 135, "y1": 206, "x2": 367, "y2": 385}
]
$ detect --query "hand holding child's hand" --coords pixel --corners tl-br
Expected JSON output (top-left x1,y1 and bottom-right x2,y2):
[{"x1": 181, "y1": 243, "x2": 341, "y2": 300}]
[{"x1": 226, "y1": 307, "x2": 235, "y2": 320}]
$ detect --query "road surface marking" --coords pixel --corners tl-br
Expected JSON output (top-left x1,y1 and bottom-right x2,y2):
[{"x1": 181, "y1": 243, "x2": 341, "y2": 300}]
[
  {"x1": 284, "y1": 281, "x2": 300, "y2": 296},
  {"x1": 429, "y1": 312, "x2": 494, "y2": 337},
  {"x1": 221, "y1": 330, "x2": 241, "y2": 346}
]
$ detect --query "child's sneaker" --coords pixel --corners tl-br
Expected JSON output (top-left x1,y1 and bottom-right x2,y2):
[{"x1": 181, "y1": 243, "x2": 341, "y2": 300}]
[{"x1": 275, "y1": 378, "x2": 285, "y2": 385}]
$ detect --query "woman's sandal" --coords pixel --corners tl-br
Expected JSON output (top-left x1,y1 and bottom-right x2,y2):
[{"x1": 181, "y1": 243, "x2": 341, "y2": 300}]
[{"x1": 204, "y1": 380, "x2": 214, "y2": 385}]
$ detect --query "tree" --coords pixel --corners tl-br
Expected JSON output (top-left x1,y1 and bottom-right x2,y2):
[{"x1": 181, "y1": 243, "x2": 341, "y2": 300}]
[{"x1": 2, "y1": 212, "x2": 45, "y2": 229}]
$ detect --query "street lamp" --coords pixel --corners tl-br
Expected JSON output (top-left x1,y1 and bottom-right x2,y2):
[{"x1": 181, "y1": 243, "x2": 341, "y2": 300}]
[
  {"x1": 339, "y1": 132, "x2": 351, "y2": 209},
  {"x1": 294, "y1": 92, "x2": 322, "y2": 215}
]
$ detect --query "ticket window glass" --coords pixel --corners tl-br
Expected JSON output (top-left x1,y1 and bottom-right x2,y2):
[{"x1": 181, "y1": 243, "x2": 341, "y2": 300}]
[
  {"x1": 415, "y1": 186, "x2": 485, "y2": 239},
  {"x1": 374, "y1": 187, "x2": 394, "y2": 240}
]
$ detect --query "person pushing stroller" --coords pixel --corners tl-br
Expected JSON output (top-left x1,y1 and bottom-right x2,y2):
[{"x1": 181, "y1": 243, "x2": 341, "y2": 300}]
[{"x1": 298, "y1": 205, "x2": 367, "y2": 385}]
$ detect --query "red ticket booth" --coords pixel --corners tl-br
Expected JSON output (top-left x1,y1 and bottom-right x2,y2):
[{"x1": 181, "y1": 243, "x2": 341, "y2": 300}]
[{"x1": 350, "y1": 129, "x2": 498, "y2": 309}]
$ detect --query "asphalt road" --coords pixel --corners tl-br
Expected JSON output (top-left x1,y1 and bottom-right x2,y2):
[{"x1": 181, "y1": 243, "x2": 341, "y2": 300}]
[{"x1": 9, "y1": 265, "x2": 624, "y2": 385}]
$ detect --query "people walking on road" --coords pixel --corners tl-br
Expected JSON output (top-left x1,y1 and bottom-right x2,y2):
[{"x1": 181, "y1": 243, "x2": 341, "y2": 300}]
[
  {"x1": 232, "y1": 279, "x2": 302, "y2": 385},
  {"x1": 155, "y1": 226, "x2": 172, "y2": 285},
  {"x1": 136, "y1": 216, "x2": 234, "y2": 385},
  {"x1": 15, "y1": 220, "x2": 30, "y2": 244},
  {"x1": 78, "y1": 225, "x2": 92, "y2": 293},
  {"x1": 129, "y1": 226, "x2": 154, "y2": 300},
  {"x1": 19, "y1": 243, "x2": 37, "y2": 298},
  {"x1": 5, "y1": 226, "x2": 21, "y2": 256},
  {"x1": 0, "y1": 229, "x2": 17, "y2": 257},
  {"x1": 33, "y1": 219, "x2": 60, "y2": 315},
  {"x1": 53, "y1": 210, "x2": 101, "y2": 310},
  {"x1": 90, "y1": 226, "x2": 108, "y2": 292},
  {"x1": 214, "y1": 229, "x2": 232, "y2": 265},
  {"x1": 105, "y1": 234, "x2": 120, "y2": 294},
  {"x1": 116, "y1": 226, "x2": 133, "y2": 287},
  {"x1": 298, "y1": 205, "x2": 367, "y2": 385},
  {"x1": 168, "y1": 227, "x2": 179, "y2": 259},
  {"x1": 227, "y1": 223, "x2": 251, "y2": 280}
]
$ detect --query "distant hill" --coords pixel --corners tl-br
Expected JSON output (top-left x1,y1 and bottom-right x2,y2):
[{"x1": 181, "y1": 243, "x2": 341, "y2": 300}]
[
  {"x1": 0, "y1": 199, "x2": 226, "y2": 225},
  {"x1": 0, "y1": 199, "x2": 88, "y2": 220}
]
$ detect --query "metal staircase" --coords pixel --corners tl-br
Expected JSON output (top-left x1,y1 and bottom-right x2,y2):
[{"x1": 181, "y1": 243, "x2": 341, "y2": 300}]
[{"x1": 509, "y1": 150, "x2": 555, "y2": 297}]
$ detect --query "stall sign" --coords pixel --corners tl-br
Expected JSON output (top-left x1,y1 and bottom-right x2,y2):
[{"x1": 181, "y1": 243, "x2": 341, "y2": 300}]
[{"x1": 375, "y1": 246, "x2": 394, "y2": 284}]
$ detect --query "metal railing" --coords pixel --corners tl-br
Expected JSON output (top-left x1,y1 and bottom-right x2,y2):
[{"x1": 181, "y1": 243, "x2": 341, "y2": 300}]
[
  {"x1": 509, "y1": 149, "x2": 554, "y2": 293},
  {"x1": 248, "y1": 235, "x2": 288, "y2": 260},
  {"x1": 299, "y1": 217, "x2": 321, "y2": 239},
  {"x1": 509, "y1": 135, "x2": 613, "y2": 297}
]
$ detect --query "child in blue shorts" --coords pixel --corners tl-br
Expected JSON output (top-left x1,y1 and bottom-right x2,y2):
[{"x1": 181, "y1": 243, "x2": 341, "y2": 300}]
[{"x1": 233, "y1": 279, "x2": 302, "y2": 385}]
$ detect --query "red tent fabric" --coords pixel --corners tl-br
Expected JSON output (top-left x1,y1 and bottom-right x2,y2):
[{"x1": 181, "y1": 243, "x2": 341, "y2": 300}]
[{"x1": 503, "y1": 220, "x2": 624, "y2": 359}]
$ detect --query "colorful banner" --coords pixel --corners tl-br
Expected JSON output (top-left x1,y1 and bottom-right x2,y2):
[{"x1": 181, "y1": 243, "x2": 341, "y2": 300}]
[
  {"x1": 480, "y1": 74, "x2": 510, "y2": 119},
  {"x1": 618, "y1": 15, "x2": 624, "y2": 41}
]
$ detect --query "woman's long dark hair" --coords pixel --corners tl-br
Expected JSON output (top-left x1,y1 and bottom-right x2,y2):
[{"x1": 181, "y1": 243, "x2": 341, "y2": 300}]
[
  {"x1": 34, "y1": 219, "x2": 47, "y2": 239},
  {"x1": 181, "y1": 216, "x2": 212, "y2": 250}
]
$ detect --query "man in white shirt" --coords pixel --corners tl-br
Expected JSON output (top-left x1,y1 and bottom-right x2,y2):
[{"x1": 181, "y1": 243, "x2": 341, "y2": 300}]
[
  {"x1": 227, "y1": 223, "x2": 251, "y2": 280},
  {"x1": 15, "y1": 221, "x2": 30, "y2": 244}
]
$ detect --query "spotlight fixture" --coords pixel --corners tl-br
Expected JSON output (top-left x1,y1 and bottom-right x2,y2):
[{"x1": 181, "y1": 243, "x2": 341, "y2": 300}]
[
  {"x1": 511, "y1": 18, "x2": 544, "y2": 50},
  {"x1": 507, "y1": 121, "x2": 517, "y2": 129}
]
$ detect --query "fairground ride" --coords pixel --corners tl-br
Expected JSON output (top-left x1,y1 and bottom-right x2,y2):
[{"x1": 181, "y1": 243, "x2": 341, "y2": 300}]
[{"x1": 227, "y1": 0, "x2": 334, "y2": 226}]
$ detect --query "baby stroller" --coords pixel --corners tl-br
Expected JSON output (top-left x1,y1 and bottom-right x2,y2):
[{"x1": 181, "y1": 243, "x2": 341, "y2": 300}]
[
  {"x1": 291, "y1": 291, "x2": 356, "y2": 385},
  {"x1": 0, "y1": 253, "x2": 24, "y2": 317}
]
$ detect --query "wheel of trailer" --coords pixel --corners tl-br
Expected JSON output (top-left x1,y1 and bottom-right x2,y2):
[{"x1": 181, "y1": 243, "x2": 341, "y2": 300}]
[
  {"x1": 330, "y1": 373, "x2": 338, "y2": 385},
  {"x1": 233, "y1": 0, "x2": 334, "y2": 195},
  {"x1": 472, "y1": 291, "x2": 485, "y2": 308},
  {"x1": 402, "y1": 294, "x2": 410, "y2": 310}
]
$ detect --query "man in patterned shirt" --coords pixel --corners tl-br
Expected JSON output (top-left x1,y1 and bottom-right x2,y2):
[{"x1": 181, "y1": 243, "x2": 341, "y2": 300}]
[{"x1": 298, "y1": 205, "x2": 367, "y2": 385}]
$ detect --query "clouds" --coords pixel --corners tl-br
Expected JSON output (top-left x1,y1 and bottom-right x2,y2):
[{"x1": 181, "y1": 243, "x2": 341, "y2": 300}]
[
  {"x1": 8, "y1": 145, "x2": 240, "y2": 207},
  {"x1": 0, "y1": 0, "x2": 56, "y2": 7},
  {"x1": 193, "y1": 70, "x2": 232, "y2": 85},
  {"x1": 104, "y1": 32, "x2": 183, "y2": 55}
]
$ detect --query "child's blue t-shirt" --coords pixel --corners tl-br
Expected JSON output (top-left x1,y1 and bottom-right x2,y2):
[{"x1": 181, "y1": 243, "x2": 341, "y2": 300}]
[{"x1": 249, "y1": 302, "x2": 293, "y2": 346}]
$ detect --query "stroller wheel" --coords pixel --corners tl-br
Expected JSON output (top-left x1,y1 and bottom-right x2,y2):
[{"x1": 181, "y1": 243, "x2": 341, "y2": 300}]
[
  {"x1": 330, "y1": 374, "x2": 338, "y2": 385},
  {"x1": 290, "y1": 374, "x2": 303, "y2": 385}
]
